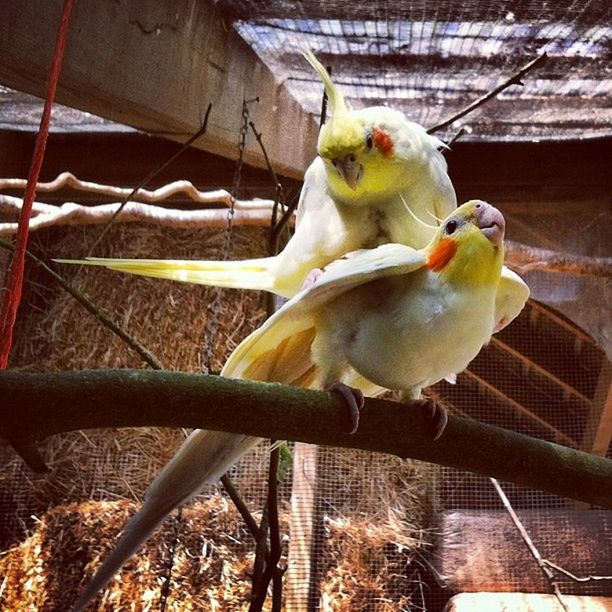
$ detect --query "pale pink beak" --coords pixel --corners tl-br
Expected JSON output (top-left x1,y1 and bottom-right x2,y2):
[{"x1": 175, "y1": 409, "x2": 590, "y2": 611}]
[{"x1": 474, "y1": 201, "x2": 505, "y2": 247}]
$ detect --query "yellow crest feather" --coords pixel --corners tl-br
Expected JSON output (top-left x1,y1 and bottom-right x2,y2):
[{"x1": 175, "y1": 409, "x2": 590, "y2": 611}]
[{"x1": 303, "y1": 49, "x2": 364, "y2": 159}]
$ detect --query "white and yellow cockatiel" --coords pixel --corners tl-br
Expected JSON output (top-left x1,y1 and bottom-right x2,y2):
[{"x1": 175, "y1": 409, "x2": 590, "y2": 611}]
[
  {"x1": 58, "y1": 50, "x2": 457, "y2": 298},
  {"x1": 72, "y1": 201, "x2": 529, "y2": 610}
]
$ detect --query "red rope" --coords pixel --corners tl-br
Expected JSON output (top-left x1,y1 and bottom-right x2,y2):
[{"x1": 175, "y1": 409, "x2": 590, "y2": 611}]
[{"x1": 0, "y1": 0, "x2": 75, "y2": 368}]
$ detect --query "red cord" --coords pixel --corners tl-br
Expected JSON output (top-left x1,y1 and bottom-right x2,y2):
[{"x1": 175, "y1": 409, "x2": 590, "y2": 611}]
[{"x1": 0, "y1": 0, "x2": 75, "y2": 368}]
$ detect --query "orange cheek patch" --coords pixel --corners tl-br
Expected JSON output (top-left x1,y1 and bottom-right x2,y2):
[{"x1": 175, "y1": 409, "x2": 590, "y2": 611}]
[
  {"x1": 372, "y1": 127, "x2": 394, "y2": 158},
  {"x1": 426, "y1": 238, "x2": 457, "y2": 272}
]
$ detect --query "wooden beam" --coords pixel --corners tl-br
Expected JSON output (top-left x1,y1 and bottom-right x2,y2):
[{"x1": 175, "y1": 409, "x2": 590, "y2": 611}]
[
  {"x1": 0, "y1": 0, "x2": 318, "y2": 179},
  {"x1": 582, "y1": 362, "x2": 612, "y2": 457}
]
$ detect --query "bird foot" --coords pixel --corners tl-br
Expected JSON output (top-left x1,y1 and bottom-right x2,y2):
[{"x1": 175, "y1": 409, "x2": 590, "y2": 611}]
[
  {"x1": 418, "y1": 399, "x2": 448, "y2": 441},
  {"x1": 326, "y1": 382, "x2": 365, "y2": 434},
  {"x1": 301, "y1": 267, "x2": 324, "y2": 290}
]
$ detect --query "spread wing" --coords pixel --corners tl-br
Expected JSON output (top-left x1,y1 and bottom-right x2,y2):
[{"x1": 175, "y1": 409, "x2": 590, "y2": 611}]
[{"x1": 222, "y1": 243, "x2": 426, "y2": 388}]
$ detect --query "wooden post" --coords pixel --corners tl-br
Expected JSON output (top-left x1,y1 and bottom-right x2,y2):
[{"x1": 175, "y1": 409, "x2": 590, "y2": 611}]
[{"x1": 285, "y1": 443, "x2": 318, "y2": 611}]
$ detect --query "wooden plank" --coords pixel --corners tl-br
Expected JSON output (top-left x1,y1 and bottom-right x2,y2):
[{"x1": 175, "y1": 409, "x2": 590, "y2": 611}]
[
  {"x1": 582, "y1": 362, "x2": 612, "y2": 457},
  {"x1": 285, "y1": 442, "x2": 318, "y2": 611},
  {"x1": 0, "y1": 0, "x2": 318, "y2": 179},
  {"x1": 446, "y1": 593, "x2": 612, "y2": 611},
  {"x1": 435, "y1": 510, "x2": 612, "y2": 594}
]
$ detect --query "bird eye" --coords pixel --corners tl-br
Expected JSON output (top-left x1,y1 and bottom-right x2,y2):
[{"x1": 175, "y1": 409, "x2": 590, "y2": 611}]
[
  {"x1": 445, "y1": 220, "x2": 458, "y2": 234},
  {"x1": 366, "y1": 134, "x2": 373, "y2": 150}
]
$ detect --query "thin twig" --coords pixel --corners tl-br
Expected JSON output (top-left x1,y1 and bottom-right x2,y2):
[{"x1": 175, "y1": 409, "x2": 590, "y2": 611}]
[
  {"x1": 0, "y1": 238, "x2": 163, "y2": 370},
  {"x1": 221, "y1": 474, "x2": 262, "y2": 541},
  {"x1": 543, "y1": 559, "x2": 612, "y2": 583},
  {"x1": 490, "y1": 478, "x2": 570, "y2": 612},
  {"x1": 428, "y1": 53, "x2": 547, "y2": 133},
  {"x1": 249, "y1": 507, "x2": 270, "y2": 611},
  {"x1": 86, "y1": 103, "x2": 212, "y2": 256}
]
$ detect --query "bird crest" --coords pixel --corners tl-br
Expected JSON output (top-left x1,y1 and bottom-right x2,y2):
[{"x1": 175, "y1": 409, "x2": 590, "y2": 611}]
[{"x1": 303, "y1": 49, "x2": 364, "y2": 159}]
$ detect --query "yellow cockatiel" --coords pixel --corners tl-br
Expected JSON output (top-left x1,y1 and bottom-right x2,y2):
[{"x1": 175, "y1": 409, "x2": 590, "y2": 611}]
[
  {"x1": 58, "y1": 51, "x2": 457, "y2": 296},
  {"x1": 72, "y1": 201, "x2": 529, "y2": 610}
]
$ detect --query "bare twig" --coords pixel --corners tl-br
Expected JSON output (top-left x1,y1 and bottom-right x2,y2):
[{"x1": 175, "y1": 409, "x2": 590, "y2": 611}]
[
  {"x1": 221, "y1": 474, "x2": 262, "y2": 541},
  {"x1": 505, "y1": 240, "x2": 612, "y2": 278},
  {"x1": 490, "y1": 478, "x2": 570, "y2": 612},
  {"x1": 0, "y1": 238, "x2": 163, "y2": 370},
  {"x1": 428, "y1": 53, "x2": 547, "y2": 134},
  {"x1": 86, "y1": 103, "x2": 213, "y2": 255},
  {"x1": 543, "y1": 559, "x2": 612, "y2": 583}
]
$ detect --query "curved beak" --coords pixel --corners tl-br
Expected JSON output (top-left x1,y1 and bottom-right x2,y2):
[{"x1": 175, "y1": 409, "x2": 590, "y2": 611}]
[
  {"x1": 334, "y1": 155, "x2": 363, "y2": 190},
  {"x1": 475, "y1": 202, "x2": 505, "y2": 247}
]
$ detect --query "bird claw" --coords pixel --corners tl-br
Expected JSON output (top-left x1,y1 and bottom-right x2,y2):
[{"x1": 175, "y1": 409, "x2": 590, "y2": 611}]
[
  {"x1": 418, "y1": 399, "x2": 448, "y2": 441},
  {"x1": 301, "y1": 267, "x2": 324, "y2": 290},
  {"x1": 326, "y1": 382, "x2": 365, "y2": 434}
]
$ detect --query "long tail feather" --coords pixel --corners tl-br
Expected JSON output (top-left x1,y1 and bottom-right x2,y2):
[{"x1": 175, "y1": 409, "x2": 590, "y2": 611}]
[
  {"x1": 54, "y1": 256, "x2": 277, "y2": 292},
  {"x1": 73, "y1": 430, "x2": 260, "y2": 611}
]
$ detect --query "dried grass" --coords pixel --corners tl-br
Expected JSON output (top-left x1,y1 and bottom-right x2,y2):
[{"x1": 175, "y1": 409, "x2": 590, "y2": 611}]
[
  {"x1": 0, "y1": 495, "x2": 289, "y2": 611},
  {"x1": 315, "y1": 447, "x2": 431, "y2": 609}
]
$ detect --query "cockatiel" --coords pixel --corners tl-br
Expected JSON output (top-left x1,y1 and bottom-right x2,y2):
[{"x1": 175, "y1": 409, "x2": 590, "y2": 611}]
[
  {"x1": 72, "y1": 201, "x2": 529, "y2": 610},
  {"x1": 57, "y1": 50, "x2": 457, "y2": 299}
]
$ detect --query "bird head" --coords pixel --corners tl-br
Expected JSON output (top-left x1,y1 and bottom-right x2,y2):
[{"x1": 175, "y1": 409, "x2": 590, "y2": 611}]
[
  {"x1": 303, "y1": 50, "x2": 446, "y2": 206},
  {"x1": 424, "y1": 200, "x2": 505, "y2": 285}
]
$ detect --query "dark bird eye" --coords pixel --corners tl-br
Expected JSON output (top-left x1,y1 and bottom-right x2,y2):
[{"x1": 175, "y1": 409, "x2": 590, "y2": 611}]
[
  {"x1": 366, "y1": 134, "x2": 373, "y2": 150},
  {"x1": 445, "y1": 220, "x2": 458, "y2": 234}
]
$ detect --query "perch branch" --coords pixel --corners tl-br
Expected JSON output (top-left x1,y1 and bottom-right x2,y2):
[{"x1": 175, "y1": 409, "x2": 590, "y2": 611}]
[
  {"x1": 0, "y1": 171, "x2": 267, "y2": 207},
  {"x1": 0, "y1": 194, "x2": 277, "y2": 237},
  {"x1": 427, "y1": 52, "x2": 547, "y2": 133},
  {"x1": 1, "y1": 369, "x2": 611, "y2": 509},
  {"x1": 86, "y1": 104, "x2": 213, "y2": 255},
  {"x1": 505, "y1": 240, "x2": 612, "y2": 278}
]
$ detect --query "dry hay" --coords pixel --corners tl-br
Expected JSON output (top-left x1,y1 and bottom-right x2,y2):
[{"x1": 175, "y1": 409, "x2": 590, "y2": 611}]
[
  {"x1": 315, "y1": 447, "x2": 433, "y2": 610},
  {"x1": 0, "y1": 494, "x2": 289, "y2": 611},
  {"x1": 319, "y1": 516, "x2": 425, "y2": 611}
]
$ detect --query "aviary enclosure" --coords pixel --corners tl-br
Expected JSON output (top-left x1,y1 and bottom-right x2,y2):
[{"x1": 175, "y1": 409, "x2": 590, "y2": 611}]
[{"x1": 0, "y1": 1, "x2": 610, "y2": 610}]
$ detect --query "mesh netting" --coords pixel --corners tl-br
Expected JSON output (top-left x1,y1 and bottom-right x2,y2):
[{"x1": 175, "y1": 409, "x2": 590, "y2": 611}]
[{"x1": 220, "y1": 0, "x2": 611, "y2": 142}]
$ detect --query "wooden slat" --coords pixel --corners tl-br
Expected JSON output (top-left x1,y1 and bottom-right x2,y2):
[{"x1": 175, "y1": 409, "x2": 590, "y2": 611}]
[
  {"x1": 285, "y1": 442, "x2": 318, "y2": 611},
  {"x1": 0, "y1": 0, "x2": 318, "y2": 179},
  {"x1": 436, "y1": 510, "x2": 612, "y2": 594},
  {"x1": 582, "y1": 362, "x2": 612, "y2": 456},
  {"x1": 446, "y1": 593, "x2": 612, "y2": 611},
  {"x1": 490, "y1": 337, "x2": 590, "y2": 405}
]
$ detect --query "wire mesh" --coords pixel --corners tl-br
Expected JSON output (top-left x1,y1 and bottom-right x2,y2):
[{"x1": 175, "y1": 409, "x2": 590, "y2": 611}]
[{"x1": 221, "y1": 0, "x2": 611, "y2": 142}]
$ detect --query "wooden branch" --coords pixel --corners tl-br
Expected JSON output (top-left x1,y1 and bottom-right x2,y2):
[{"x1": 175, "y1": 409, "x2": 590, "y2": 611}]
[
  {"x1": 427, "y1": 53, "x2": 548, "y2": 133},
  {"x1": 0, "y1": 194, "x2": 278, "y2": 236},
  {"x1": 0, "y1": 172, "x2": 276, "y2": 207},
  {"x1": 505, "y1": 240, "x2": 612, "y2": 279},
  {"x1": 1, "y1": 370, "x2": 611, "y2": 509}
]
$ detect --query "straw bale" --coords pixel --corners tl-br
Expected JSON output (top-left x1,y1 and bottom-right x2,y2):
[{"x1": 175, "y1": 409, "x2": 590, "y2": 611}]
[
  {"x1": 0, "y1": 495, "x2": 289, "y2": 611},
  {"x1": 315, "y1": 447, "x2": 431, "y2": 610}
]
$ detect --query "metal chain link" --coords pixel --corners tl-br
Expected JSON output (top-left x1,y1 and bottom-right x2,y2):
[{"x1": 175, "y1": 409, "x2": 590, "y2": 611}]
[{"x1": 200, "y1": 99, "x2": 251, "y2": 374}]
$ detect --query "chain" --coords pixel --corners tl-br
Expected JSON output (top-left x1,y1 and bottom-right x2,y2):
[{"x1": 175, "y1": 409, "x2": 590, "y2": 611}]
[{"x1": 200, "y1": 98, "x2": 250, "y2": 374}]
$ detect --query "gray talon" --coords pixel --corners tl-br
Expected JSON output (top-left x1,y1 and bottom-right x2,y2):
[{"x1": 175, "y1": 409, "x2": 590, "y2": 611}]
[{"x1": 327, "y1": 382, "x2": 365, "y2": 434}]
